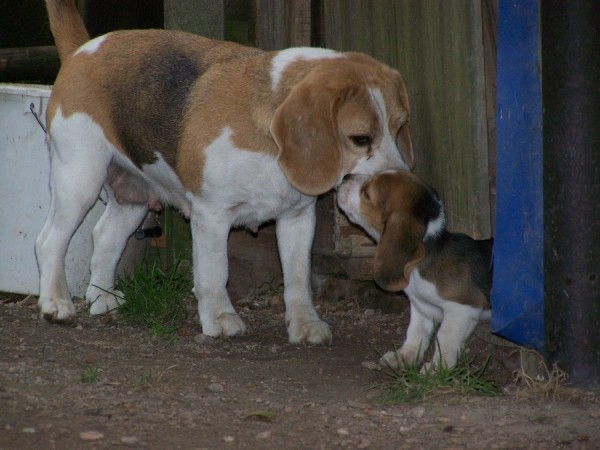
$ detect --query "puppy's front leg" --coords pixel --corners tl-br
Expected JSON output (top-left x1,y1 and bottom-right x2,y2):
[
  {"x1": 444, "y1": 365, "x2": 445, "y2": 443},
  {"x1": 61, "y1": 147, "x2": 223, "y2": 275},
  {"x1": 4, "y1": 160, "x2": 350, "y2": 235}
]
[
  {"x1": 380, "y1": 302, "x2": 435, "y2": 369},
  {"x1": 191, "y1": 202, "x2": 246, "y2": 337},
  {"x1": 276, "y1": 203, "x2": 332, "y2": 345}
]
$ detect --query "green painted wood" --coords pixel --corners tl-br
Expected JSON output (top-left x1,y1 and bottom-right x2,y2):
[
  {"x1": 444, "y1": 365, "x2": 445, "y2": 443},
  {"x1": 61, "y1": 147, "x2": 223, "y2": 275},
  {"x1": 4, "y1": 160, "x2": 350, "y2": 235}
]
[{"x1": 322, "y1": 0, "x2": 492, "y2": 238}]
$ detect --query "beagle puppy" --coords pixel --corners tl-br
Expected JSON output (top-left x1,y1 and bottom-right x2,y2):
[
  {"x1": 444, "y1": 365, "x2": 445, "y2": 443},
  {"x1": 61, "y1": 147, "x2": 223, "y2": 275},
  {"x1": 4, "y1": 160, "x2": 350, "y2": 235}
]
[
  {"x1": 337, "y1": 170, "x2": 492, "y2": 368},
  {"x1": 36, "y1": 0, "x2": 414, "y2": 345}
]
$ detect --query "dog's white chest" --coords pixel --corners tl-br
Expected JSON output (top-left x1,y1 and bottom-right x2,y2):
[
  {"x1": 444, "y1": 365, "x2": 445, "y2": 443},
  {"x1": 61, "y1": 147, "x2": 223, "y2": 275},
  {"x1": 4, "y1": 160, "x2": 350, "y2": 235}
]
[
  {"x1": 200, "y1": 128, "x2": 313, "y2": 226},
  {"x1": 405, "y1": 270, "x2": 446, "y2": 323}
]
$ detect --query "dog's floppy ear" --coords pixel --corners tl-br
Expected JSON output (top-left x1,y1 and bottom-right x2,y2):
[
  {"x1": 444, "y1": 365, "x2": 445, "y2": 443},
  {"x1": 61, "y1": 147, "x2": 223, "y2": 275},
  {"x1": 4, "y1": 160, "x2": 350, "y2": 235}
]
[
  {"x1": 373, "y1": 212, "x2": 426, "y2": 292},
  {"x1": 397, "y1": 123, "x2": 414, "y2": 170},
  {"x1": 270, "y1": 80, "x2": 345, "y2": 196}
]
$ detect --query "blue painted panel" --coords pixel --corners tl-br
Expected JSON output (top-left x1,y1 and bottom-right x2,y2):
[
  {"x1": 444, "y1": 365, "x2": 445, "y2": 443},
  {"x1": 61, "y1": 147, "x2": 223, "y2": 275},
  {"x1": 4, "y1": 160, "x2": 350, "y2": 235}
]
[{"x1": 491, "y1": 0, "x2": 544, "y2": 351}]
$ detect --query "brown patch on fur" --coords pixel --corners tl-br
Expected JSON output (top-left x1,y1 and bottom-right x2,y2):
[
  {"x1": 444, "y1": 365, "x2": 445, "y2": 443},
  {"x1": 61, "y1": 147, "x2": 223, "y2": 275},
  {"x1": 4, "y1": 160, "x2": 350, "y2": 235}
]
[
  {"x1": 47, "y1": 30, "x2": 260, "y2": 172},
  {"x1": 45, "y1": 0, "x2": 89, "y2": 61},
  {"x1": 270, "y1": 61, "x2": 372, "y2": 196},
  {"x1": 353, "y1": 170, "x2": 491, "y2": 309},
  {"x1": 420, "y1": 257, "x2": 489, "y2": 309},
  {"x1": 374, "y1": 212, "x2": 426, "y2": 291},
  {"x1": 46, "y1": 4, "x2": 412, "y2": 196}
]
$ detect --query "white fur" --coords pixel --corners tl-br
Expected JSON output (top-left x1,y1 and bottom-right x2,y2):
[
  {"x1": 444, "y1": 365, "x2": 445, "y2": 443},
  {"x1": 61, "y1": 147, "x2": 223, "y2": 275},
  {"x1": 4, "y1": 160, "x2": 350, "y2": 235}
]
[
  {"x1": 38, "y1": 51, "x2": 405, "y2": 345},
  {"x1": 74, "y1": 35, "x2": 108, "y2": 57},
  {"x1": 270, "y1": 47, "x2": 341, "y2": 91},
  {"x1": 424, "y1": 204, "x2": 445, "y2": 239},
  {"x1": 142, "y1": 153, "x2": 191, "y2": 217},
  {"x1": 380, "y1": 270, "x2": 485, "y2": 370},
  {"x1": 36, "y1": 108, "x2": 122, "y2": 319},
  {"x1": 351, "y1": 88, "x2": 409, "y2": 177},
  {"x1": 336, "y1": 174, "x2": 488, "y2": 369},
  {"x1": 183, "y1": 129, "x2": 331, "y2": 343},
  {"x1": 335, "y1": 174, "x2": 379, "y2": 239}
]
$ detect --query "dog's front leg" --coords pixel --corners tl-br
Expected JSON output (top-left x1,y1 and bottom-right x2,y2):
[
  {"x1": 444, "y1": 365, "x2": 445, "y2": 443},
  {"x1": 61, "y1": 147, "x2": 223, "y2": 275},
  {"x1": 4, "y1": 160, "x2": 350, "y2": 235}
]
[
  {"x1": 276, "y1": 203, "x2": 332, "y2": 345},
  {"x1": 191, "y1": 202, "x2": 246, "y2": 337}
]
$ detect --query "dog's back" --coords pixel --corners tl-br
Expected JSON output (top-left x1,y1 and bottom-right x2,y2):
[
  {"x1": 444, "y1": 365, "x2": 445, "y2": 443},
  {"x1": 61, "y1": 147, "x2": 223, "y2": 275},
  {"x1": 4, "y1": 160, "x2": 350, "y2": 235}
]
[{"x1": 418, "y1": 232, "x2": 493, "y2": 310}]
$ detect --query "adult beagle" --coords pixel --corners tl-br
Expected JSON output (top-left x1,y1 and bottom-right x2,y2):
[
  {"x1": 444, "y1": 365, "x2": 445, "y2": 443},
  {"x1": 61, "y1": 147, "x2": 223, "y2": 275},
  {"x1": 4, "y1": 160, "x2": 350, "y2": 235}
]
[
  {"x1": 337, "y1": 170, "x2": 492, "y2": 368},
  {"x1": 35, "y1": 0, "x2": 414, "y2": 345}
]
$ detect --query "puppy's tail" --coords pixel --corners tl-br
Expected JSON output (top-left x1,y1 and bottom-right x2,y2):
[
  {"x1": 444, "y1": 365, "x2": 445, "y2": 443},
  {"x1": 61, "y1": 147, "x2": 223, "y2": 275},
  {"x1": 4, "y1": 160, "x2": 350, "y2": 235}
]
[{"x1": 46, "y1": 0, "x2": 90, "y2": 62}]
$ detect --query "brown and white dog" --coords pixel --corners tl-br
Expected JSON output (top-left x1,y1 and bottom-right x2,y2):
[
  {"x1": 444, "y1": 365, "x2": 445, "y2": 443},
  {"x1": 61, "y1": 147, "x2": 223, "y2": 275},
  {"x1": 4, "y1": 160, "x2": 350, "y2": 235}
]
[
  {"x1": 337, "y1": 170, "x2": 492, "y2": 368},
  {"x1": 36, "y1": 0, "x2": 414, "y2": 344}
]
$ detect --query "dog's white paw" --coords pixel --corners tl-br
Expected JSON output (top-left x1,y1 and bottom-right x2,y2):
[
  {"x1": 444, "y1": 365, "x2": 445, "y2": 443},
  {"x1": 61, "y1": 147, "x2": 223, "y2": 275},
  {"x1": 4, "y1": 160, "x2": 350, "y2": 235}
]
[
  {"x1": 38, "y1": 296, "x2": 76, "y2": 322},
  {"x1": 379, "y1": 350, "x2": 418, "y2": 370},
  {"x1": 287, "y1": 318, "x2": 332, "y2": 345},
  {"x1": 87, "y1": 290, "x2": 123, "y2": 315},
  {"x1": 201, "y1": 312, "x2": 247, "y2": 338}
]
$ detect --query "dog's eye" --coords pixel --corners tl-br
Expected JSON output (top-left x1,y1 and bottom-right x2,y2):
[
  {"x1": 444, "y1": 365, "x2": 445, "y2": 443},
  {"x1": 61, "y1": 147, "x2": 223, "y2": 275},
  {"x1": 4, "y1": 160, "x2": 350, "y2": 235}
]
[{"x1": 350, "y1": 135, "x2": 372, "y2": 147}]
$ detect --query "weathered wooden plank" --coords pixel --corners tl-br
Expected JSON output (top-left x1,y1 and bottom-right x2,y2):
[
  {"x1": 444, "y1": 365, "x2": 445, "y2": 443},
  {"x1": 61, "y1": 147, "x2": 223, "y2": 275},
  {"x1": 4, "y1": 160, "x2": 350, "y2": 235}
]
[
  {"x1": 322, "y1": 0, "x2": 492, "y2": 238},
  {"x1": 0, "y1": 46, "x2": 59, "y2": 83},
  {"x1": 254, "y1": 0, "x2": 312, "y2": 50},
  {"x1": 164, "y1": 0, "x2": 224, "y2": 39}
]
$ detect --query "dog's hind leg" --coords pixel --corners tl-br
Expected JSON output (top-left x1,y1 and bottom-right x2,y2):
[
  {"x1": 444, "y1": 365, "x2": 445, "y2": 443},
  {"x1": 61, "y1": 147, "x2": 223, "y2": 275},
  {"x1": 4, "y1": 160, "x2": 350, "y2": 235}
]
[
  {"x1": 35, "y1": 112, "x2": 111, "y2": 322},
  {"x1": 425, "y1": 303, "x2": 482, "y2": 370},
  {"x1": 85, "y1": 183, "x2": 148, "y2": 315}
]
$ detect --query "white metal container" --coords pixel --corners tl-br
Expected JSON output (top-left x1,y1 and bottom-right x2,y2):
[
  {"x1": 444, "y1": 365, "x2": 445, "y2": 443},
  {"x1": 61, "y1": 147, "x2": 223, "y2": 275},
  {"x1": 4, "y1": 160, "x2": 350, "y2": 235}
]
[{"x1": 0, "y1": 84, "x2": 145, "y2": 297}]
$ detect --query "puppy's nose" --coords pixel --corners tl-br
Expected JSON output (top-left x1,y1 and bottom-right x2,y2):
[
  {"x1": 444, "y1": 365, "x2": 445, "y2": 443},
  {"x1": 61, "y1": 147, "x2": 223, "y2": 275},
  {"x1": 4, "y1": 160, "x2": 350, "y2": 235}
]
[{"x1": 342, "y1": 174, "x2": 357, "y2": 182}]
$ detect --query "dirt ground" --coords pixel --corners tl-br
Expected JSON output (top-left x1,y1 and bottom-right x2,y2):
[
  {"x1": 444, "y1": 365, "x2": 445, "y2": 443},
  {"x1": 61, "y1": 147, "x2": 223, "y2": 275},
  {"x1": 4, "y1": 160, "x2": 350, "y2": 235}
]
[{"x1": 1, "y1": 292, "x2": 599, "y2": 450}]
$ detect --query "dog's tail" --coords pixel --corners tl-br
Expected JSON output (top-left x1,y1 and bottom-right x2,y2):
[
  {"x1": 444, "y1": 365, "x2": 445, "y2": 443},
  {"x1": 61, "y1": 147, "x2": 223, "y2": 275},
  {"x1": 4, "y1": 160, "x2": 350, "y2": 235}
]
[{"x1": 46, "y1": 0, "x2": 90, "y2": 62}]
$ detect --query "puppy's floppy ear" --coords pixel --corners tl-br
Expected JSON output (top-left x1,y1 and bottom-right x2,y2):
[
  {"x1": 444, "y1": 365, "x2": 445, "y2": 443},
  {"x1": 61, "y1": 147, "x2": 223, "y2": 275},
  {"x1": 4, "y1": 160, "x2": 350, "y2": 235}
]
[
  {"x1": 270, "y1": 79, "x2": 345, "y2": 196},
  {"x1": 373, "y1": 212, "x2": 426, "y2": 292}
]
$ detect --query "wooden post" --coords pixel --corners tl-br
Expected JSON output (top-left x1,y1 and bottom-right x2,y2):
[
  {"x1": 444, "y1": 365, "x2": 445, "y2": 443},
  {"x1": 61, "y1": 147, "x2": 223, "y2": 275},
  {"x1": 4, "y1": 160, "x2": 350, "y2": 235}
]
[
  {"x1": 160, "y1": 0, "x2": 225, "y2": 269},
  {"x1": 254, "y1": 0, "x2": 311, "y2": 50},
  {"x1": 164, "y1": 0, "x2": 224, "y2": 39}
]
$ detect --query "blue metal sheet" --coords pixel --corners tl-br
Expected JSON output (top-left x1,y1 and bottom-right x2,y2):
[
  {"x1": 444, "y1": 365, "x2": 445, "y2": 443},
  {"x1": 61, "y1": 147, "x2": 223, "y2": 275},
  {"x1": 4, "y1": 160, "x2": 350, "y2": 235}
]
[{"x1": 491, "y1": 0, "x2": 544, "y2": 351}]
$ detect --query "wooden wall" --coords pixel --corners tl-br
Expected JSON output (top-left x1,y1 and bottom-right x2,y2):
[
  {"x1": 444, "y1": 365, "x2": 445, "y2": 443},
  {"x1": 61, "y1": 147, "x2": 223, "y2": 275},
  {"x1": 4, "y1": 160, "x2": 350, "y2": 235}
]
[{"x1": 321, "y1": 0, "x2": 496, "y2": 238}]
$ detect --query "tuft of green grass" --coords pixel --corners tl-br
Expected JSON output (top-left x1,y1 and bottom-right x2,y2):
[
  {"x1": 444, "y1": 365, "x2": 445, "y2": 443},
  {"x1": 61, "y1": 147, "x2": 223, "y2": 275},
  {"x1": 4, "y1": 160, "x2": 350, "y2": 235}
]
[
  {"x1": 80, "y1": 366, "x2": 100, "y2": 383},
  {"x1": 115, "y1": 258, "x2": 192, "y2": 338},
  {"x1": 379, "y1": 354, "x2": 503, "y2": 403}
]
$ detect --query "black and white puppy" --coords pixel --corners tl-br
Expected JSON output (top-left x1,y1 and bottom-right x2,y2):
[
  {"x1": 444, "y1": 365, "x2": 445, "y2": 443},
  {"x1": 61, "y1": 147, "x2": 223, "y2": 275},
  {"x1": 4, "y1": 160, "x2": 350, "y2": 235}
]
[{"x1": 337, "y1": 170, "x2": 492, "y2": 370}]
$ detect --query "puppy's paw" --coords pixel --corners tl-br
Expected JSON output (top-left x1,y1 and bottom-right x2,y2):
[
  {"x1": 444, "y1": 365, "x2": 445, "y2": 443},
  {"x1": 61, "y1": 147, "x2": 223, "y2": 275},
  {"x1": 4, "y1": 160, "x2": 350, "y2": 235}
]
[
  {"x1": 87, "y1": 290, "x2": 123, "y2": 315},
  {"x1": 379, "y1": 350, "x2": 419, "y2": 370},
  {"x1": 288, "y1": 318, "x2": 332, "y2": 345},
  {"x1": 379, "y1": 350, "x2": 405, "y2": 369},
  {"x1": 38, "y1": 296, "x2": 76, "y2": 323},
  {"x1": 201, "y1": 312, "x2": 247, "y2": 338}
]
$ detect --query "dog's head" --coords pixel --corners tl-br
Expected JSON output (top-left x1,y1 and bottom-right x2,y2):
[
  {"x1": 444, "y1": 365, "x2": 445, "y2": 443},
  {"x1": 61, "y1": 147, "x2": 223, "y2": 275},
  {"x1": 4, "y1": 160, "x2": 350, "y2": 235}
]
[
  {"x1": 336, "y1": 170, "x2": 444, "y2": 291},
  {"x1": 270, "y1": 54, "x2": 414, "y2": 196}
]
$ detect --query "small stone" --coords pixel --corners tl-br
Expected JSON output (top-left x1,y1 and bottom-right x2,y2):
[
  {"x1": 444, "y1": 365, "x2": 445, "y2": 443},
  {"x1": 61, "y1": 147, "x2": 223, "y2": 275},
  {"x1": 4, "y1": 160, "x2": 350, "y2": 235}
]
[
  {"x1": 337, "y1": 427, "x2": 349, "y2": 436},
  {"x1": 223, "y1": 435, "x2": 235, "y2": 443},
  {"x1": 22, "y1": 427, "x2": 36, "y2": 434},
  {"x1": 363, "y1": 309, "x2": 375, "y2": 316},
  {"x1": 256, "y1": 430, "x2": 272, "y2": 440},
  {"x1": 121, "y1": 436, "x2": 139, "y2": 445},
  {"x1": 357, "y1": 438, "x2": 371, "y2": 448},
  {"x1": 194, "y1": 334, "x2": 216, "y2": 345},
  {"x1": 361, "y1": 361, "x2": 380, "y2": 371},
  {"x1": 207, "y1": 383, "x2": 224, "y2": 393},
  {"x1": 79, "y1": 430, "x2": 104, "y2": 441},
  {"x1": 410, "y1": 406, "x2": 426, "y2": 418}
]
